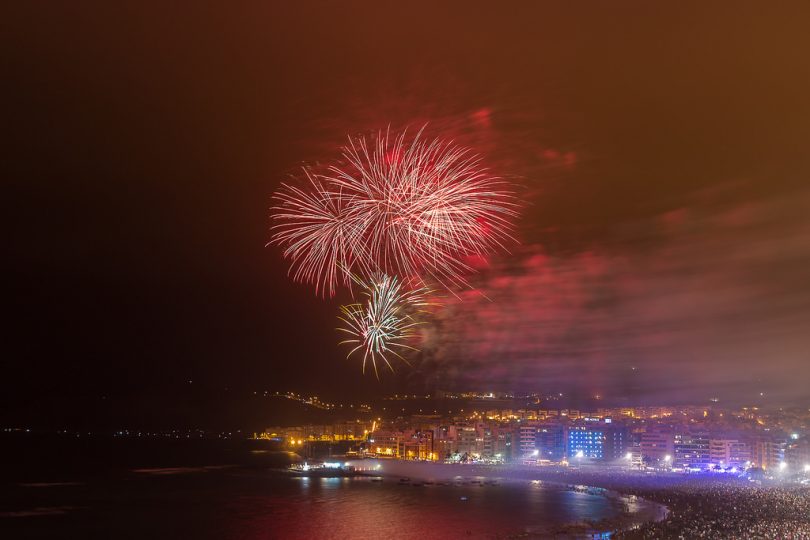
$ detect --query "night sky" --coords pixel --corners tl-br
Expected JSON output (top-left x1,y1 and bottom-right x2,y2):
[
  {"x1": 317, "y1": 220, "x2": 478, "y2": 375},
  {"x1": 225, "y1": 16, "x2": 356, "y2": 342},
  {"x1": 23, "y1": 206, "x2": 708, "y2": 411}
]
[{"x1": 5, "y1": 2, "x2": 810, "y2": 428}]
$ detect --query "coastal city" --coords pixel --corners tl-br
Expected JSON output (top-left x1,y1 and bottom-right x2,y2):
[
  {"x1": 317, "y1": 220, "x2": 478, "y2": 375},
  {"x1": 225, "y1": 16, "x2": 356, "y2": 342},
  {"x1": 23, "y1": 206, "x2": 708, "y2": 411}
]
[
  {"x1": 264, "y1": 391, "x2": 810, "y2": 476},
  {"x1": 6, "y1": 2, "x2": 810, "y2": 538},
  {"x1": 261, "y1": 392, "x2": 810, "y2": 537}
]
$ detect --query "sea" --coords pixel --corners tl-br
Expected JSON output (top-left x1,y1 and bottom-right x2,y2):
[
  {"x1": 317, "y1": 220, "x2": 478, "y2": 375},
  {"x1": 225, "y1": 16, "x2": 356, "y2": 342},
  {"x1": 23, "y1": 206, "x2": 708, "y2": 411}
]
[{"x1": 0, "y1": 436, "x2": 656, "y2": 539}]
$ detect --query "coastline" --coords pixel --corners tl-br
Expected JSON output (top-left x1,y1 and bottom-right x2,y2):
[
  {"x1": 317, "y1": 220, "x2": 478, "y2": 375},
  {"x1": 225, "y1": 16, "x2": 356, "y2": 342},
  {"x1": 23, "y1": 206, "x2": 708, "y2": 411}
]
[{"x1": 345, "y1": 460, "x2": 669, "y2": 538}]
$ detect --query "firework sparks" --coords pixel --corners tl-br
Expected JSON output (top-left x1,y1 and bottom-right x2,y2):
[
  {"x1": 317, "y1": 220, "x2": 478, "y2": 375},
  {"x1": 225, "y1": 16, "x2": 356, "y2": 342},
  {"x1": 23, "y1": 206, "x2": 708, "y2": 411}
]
[
  {"x1": 271, "y1": 128, "x2": 518, "y2": 295},
  {"x1": 337, "y1": 274, "x2": 433, "y2": 378},
  {"x1": 271, "y1": 168, "x2": 364, "y2": 296}
]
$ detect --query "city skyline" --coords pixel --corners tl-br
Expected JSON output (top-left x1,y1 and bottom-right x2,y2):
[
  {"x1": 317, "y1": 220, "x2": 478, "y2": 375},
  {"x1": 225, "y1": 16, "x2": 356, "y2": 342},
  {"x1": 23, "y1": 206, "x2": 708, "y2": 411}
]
[{"x1": 4, "y1": 3, "x2": 810, "y2": 539}]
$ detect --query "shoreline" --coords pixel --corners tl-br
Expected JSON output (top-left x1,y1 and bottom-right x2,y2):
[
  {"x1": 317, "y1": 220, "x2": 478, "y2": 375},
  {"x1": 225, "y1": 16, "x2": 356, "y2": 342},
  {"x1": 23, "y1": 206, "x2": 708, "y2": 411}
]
[{"x1": 345, "y1": 459, "x2": 669, "y2": 538}]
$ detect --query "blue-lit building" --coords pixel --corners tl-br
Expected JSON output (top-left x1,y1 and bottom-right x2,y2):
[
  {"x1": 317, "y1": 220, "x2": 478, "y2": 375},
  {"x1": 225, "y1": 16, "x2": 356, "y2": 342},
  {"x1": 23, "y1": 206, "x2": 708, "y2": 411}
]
[
  {"x1": 566, "y1": 422, "x2": 629, "y2": 462},
  {"x1": 568, "y1": 426, "x2": 605, "y2": 459}
]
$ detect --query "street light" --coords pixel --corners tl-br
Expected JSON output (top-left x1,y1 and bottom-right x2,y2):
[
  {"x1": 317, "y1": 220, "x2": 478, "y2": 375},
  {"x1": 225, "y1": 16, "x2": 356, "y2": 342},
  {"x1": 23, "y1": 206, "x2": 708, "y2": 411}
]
[{"x1": 779, "y1": 462, "x2": 787, "y2": 472}]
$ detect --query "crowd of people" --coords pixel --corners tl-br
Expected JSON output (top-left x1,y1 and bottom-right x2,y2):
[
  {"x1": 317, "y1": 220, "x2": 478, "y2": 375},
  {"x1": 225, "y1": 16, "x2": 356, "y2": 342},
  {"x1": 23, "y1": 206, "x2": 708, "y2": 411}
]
[
  {"x1": 616, "y1": 480, "x2": 810, "y2": 539},
  {"x1": 517, "y1": 467, "x2": 810, "y2": 539}
]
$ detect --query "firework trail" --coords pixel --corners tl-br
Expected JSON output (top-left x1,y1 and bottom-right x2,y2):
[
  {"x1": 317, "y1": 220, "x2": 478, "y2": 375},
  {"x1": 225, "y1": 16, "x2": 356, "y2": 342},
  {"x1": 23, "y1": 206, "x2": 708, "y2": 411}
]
[
  {"x1": 271, "y1": 128, "x2": 518, "y2": 296},
  {"x1": 337, "y1": 274, "x2": 434, "y2": 378}
]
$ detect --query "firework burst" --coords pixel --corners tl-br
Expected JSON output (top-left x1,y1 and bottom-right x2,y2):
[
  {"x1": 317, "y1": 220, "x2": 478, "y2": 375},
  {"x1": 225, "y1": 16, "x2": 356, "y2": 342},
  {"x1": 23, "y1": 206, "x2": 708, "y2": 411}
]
[
  {"x1": 271, "y1": 128, "x2": 518, "y2": 296},
  {"x1": 337, "y1": 274, "x2": 433, "y2": 378}
]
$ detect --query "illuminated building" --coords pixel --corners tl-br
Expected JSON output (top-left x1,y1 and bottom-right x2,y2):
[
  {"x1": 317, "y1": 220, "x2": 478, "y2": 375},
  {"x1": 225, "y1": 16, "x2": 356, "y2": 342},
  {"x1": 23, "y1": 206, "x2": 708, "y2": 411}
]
[
  {"x1": 567, "y1": 426, "x2": 604, "y2": 460},
  {"x1": 478, "y1": 424, "x2": 495, "y2": 457},
  {"x1": 566, "y1": 423, "x2": 629, "y2": 462},
  {"x1": 709, "y1": 439, "x2": 751, "y2": 468},
  {"x1": 519, "y1": 423, "x2": 539, "y2": 457},
  {"x1": 402, "y1": 429, "x2": 435, "y2": 460},
  {"x1": 751, "y1": 438, "x2": 786, "y2": 470},
  {"x1": 628, "y1": 433, "x2": 643, "y2": 468},
  {"x1": 674, "y1": 431, "x2": 711, "y2": 469},
  {"x1": 640, "y1": 428, "x2": 675, "y2": 465},
  {"x1": 492, "y1": 429, "x2": 514, "y2": 461},
  {"x1": 452, "y1": 425, "x2": 479, "y2": 457},
  {"x1": 536, "y1": 423, "x2": 565, "y2": 461},
  {"x1": 369, "y1": 430, "x2": 403, "y2": 457}
]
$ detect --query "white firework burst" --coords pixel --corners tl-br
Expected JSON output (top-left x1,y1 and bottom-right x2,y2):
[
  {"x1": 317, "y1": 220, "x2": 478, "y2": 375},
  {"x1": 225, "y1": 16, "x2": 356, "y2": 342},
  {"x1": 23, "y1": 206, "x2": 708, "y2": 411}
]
[{"x1": 337, "y1": 274, "x2": 433, "y2": 378}]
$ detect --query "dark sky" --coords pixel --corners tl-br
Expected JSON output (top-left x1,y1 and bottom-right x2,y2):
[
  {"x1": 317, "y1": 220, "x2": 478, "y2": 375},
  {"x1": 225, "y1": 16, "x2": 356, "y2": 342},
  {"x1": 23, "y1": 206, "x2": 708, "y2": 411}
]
[{"x1": 4, "y1": 2, "x2": 810, "y2": 427}]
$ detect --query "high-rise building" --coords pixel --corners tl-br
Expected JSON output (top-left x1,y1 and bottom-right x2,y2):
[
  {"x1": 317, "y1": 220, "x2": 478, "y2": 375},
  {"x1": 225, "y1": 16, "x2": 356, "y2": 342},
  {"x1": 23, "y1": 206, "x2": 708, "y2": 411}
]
[
  {"x1": 674, "y1": 431, "x2": 711, "y2": 469},
  {"x1": 751, "y1": 438, "x2": 786, "y2": 471},
  {"x1": 567, "y1": 426, "x2": 604, "y2": 460},
  {"x1": 603, "y1": 425, "x2": 630, "y2": 460},
  {"x1": 493, "y1": 428, "x2": 514, "y2": 461},
  {"x1": 566, "y1": 422, "x2": 629, "y2": 462},
  {"x1": 709, "y1": 439, "x2": 750, "y2": 468},
  {"x1": 519, "y1": 423, "x2": 539, "y2": 457},
  {"x1": 480, "y1": 425, "x2": 494, "y2": 457},
  {"x1": 455, "y1": 425, "x2": 479, "y2": 457},
  {"x1": 640, "y1": 427, "x2": 675, "y2": 466},
  {"x1": 434, "y1": 425, "x2": 455, "y2": 460},
  {"x1": 536, "y1": 423, "x2": 565, "y2": 461},
  {"x1": 628, "y1": 430, "x2": 643, "y2": 468}
]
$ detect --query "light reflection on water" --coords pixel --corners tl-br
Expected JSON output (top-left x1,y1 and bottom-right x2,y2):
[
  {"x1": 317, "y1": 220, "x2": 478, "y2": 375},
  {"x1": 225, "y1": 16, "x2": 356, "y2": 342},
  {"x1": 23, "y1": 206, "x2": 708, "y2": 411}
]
[
  {"x1": 229, "y1": 473, "x2": 618, "y2": 539},
  {"x1": 2, "y1": 468, "x2": 627, "y2": 539}
]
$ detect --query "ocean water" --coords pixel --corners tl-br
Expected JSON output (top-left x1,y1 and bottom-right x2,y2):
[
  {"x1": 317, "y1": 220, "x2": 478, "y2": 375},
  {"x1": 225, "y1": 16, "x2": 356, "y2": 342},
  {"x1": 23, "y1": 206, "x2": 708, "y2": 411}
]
[{"x1": 0, "y1": 437, "x2": 631, "y2": 539}]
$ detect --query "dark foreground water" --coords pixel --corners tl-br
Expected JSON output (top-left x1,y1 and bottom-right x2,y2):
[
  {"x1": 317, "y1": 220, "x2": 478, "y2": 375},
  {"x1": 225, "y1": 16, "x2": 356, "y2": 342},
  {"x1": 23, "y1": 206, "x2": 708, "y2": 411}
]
[{"x1": 0, "y1": 437, "x2": 652, "y2": 539}]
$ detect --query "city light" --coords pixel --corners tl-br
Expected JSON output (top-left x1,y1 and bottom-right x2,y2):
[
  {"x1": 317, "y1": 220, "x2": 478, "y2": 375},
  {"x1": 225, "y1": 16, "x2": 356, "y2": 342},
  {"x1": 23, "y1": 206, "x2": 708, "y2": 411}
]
[
  {"x1": 11, "y1": 5, "x2": 810, "y2": 540},
  {"x1": 266, "y1": 400, "x2": 803, "y2": 480}
]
